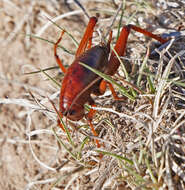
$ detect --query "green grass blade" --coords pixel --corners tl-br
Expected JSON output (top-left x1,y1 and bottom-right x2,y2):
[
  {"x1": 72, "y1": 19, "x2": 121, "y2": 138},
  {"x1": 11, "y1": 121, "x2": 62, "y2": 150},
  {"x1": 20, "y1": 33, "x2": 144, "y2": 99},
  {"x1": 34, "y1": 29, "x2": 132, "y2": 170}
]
[
  {"x1": 24, "y1": 66, "x2": 59, "y2": 75},
  {"x1": 77, "y1": 136, "x2": 89, "y2": 159},
  {"x1": 145, "y1": 156, "x2": 157, "y2": 183},
  {"x1": 137, "y1": 50, "x2": 149, "y2": 87},
  {"x1": 96, "y1": 150, "x2": 133, "y2": 165},
  {"x1": 59, "y1": 117, "x2": 75, "y2": 148},
  {"x1": 45, "y1": 17, "x2": 79, "y2": 47},
  {"x1": 116, "y1": 0, "x2": 125, "y2": 41},
  {"x1": 52, "y1": 127, "x2": 77, "y2": 160},
  {"x1": 110, "y1": 44, "x2": 130, "y2": 81},
  {"x1": 26, "y1": 33, "x2": 74, "y2": 55},
  {"x1": 40, "y1": 69, "x2": 61, "y2": 88},
  {"x1": 79, "y1": 62, "x2": 135, "y2": 101},
  {"x1": 146, "y1": 70, "x2": 156, "y2": 93}
]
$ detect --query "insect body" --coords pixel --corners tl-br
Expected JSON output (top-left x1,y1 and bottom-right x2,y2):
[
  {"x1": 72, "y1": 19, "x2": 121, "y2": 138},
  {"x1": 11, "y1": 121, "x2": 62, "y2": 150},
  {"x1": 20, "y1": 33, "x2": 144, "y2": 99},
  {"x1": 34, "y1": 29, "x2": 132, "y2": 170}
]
[
  {"x1": 54, "y1": 17, "x2": 168, "y2": 147},
  {"x1": 60, "y1": 45, "x2": 109, "y2": 121}
]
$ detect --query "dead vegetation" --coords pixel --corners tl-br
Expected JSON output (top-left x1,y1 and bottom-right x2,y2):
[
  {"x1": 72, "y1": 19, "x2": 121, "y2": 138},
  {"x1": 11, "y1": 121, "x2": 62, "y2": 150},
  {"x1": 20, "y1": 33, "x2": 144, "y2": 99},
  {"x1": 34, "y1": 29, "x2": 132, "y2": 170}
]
[{"x1": 0, "y1": 0, "x2": 184, "y2": 189}]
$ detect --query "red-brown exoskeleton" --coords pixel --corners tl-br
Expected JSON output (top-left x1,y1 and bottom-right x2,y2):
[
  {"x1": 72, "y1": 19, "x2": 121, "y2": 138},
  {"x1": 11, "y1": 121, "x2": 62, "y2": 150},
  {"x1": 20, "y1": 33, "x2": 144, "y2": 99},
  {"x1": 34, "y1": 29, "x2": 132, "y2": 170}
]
[{"x1": 54, "y1": 17, "x2": 168, "y2": 147}]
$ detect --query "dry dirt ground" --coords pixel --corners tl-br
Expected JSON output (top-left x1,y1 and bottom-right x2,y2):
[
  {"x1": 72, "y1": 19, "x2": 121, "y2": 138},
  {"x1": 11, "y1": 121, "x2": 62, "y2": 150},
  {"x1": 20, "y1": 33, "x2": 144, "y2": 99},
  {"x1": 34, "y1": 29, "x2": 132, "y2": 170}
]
[{"x1": 0, "y1": 0, "x2": 185, "y2": 190}]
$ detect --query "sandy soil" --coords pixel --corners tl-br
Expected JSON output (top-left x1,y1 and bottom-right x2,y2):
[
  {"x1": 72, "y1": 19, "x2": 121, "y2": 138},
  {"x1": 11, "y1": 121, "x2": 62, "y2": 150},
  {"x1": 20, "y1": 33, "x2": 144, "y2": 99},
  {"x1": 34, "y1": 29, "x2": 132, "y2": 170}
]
[{"x1": 0, "y1": 0, "x2": 184, "y2": 189}]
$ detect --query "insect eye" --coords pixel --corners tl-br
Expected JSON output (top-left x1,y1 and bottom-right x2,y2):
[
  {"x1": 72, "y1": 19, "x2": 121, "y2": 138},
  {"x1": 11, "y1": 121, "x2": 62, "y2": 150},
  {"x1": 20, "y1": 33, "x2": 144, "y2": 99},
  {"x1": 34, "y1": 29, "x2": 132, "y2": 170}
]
[{"x1": 68, "y1": 109, "x2": 76, "y2": 115}]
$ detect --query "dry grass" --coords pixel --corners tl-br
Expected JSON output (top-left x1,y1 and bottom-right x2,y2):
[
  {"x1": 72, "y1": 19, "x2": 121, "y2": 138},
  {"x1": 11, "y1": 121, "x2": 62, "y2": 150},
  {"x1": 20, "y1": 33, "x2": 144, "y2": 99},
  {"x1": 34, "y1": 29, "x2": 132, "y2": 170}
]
[{"x1": 0, "y1": 0, "x2": 185, "y2": 189}]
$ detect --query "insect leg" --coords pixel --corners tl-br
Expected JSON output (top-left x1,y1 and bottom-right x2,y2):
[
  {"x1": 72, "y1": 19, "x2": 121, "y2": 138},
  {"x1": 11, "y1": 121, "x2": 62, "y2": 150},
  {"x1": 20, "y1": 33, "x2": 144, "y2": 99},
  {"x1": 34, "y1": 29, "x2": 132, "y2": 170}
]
[
  {"x1": 86, "y1": 104, "x2": 101, "y2": 148},
  {"x1": 54, "y1": 30, "x2": 67, "y2": 73},
  {"x1": 107, "y1": 24, "x2": 169, "y2": 76},
  {"x1": 76, "y1": 17, "x2": 97, "y2": 57}
]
